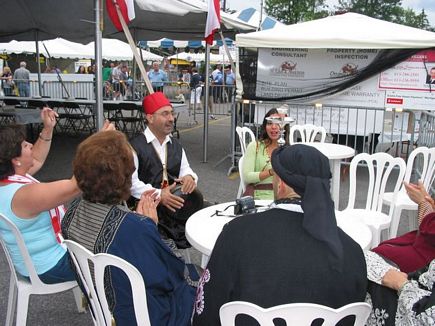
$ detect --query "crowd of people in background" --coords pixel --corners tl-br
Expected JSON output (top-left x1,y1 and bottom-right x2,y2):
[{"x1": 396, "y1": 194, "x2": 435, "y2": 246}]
[{"x1": 0, "y1": 58, "x2": 237, "y2": 107}]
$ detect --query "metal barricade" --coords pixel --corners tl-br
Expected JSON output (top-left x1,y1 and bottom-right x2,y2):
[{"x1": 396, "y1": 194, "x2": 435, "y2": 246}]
[
  {"x1": 41, "y1": 81, "x2": 95, "y2": 99},
  {"x1": 236, "y1": 101, "x2": 423, "y2": 159},
  {"x1": 418, "y1": 111, "x2": 435, "y2": 148}
]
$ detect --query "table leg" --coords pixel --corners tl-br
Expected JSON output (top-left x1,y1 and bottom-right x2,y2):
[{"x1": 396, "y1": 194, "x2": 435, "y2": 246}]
[
  {"x1": 201, "y1": 254, "x2": 209, "y2": 269},
  {"x1": 330, "y1": 160, "x2": 340, "y2": 208}
]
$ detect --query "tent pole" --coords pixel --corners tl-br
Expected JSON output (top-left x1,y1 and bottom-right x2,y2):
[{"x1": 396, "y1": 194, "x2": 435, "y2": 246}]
[
  {"x1": 95, "y1": 0, "x2": 104, "y2": 130},
  {"x1": 132, "y1": 28, "x2": 138, "y2": 100},
  {"x1": 35, "y1": 30, "x2": 42, "y2": 97},
  {"x1": 203, "y1": 43, "x2": 210, "y2": 163}
]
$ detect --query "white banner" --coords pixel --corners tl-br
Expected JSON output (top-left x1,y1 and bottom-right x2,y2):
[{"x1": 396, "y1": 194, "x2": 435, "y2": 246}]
[{"x1": 256, "y1": 48, "x2": 379, "y2": 98}]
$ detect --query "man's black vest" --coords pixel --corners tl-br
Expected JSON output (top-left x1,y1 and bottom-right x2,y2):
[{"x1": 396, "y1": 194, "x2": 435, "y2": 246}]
[{"x1": 130, "y1": 133, "x2": 183, "y2": 188}]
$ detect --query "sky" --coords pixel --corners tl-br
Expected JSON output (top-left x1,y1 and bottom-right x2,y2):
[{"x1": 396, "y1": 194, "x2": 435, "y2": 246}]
[{"x1": 225, "y1": 0, "x2": 435, "y2": 27}]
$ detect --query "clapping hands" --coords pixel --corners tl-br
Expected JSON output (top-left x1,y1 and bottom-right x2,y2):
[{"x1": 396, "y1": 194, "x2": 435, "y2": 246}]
[{"x1": 135, "y1": 189, "x2": 160, "y2": 224}]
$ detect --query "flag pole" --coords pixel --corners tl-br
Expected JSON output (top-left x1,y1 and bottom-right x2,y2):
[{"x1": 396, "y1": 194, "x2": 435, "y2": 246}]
[
  {"x1": 218, "y1": 30, "x2": 235, "y2": 73},
  {"x1": 112, "y1": 0, "x2": 154, "y2": 95}
]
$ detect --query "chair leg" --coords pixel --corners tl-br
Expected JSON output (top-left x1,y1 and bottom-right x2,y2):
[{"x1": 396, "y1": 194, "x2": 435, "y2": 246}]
[
  {"x1": 389, "y1": 206, "x2": 403, "y2": 239},
  {"x1": 15, "y1": 291, "x2": 30, "y2": 326},
  {"x1": 182, "y1": 249, "x2": 192, "y2": 264},
  {"x1": 201, "y1": 254, "x2": 209, "y2": 269},
  {"x1": 72, "y1": 286, "x2": 87, "y2": 313},
  {"x1": 370, "y1": 227, "x2": 381, "y2": 248},
  {"x1": 237, "y1": 183, "x2": 243, "y2": 199},
  {"x1": 6, "y1": 275, "x2": 17, "y2": 326}
]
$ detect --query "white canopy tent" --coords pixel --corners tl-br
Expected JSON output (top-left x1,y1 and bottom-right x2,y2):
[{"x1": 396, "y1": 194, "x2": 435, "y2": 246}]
[
  {"x1": 168, "y1": 51, "x2": 230, "y2": 64},
  {"x1": 236, "y1": 13, "x2": 435, "y2": 49},
  {"x1": 230, "y1": 7, "x2": 286, "y2": 31},
  {"x1": 0, "y1": 38, "x2": 162, "y2": 61},
  {"x1": 85, "y1": 39, "x2": 163, "y2": 61}
]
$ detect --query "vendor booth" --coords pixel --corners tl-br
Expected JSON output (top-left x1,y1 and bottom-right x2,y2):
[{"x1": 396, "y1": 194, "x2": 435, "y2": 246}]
[{"x1": 235, "y1": 13, "x2": 435, "y2": 154}]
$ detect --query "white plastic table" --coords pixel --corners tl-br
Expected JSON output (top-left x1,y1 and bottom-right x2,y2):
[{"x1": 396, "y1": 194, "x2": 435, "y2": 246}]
[
  {"x1": 303, "y1": 143, "x2": 355, "y2": 208},
  {"x1": 186, "y1": 201, "x2": 372, "y2": 267}
]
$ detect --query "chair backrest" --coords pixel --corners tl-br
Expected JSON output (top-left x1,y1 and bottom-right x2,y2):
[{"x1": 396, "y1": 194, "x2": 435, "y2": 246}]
[
  {"x1": 219, "y1": 301, "x2": 371, "y2": 326},
  {"x1": 0, "y1": 212, "x2": 46, "y2": 288},
  {"x1": 402, "y1": 147, "x2": 435, "y2": 191},
  {"x1": 64, "y1": 240, "x2": 151, "y2": 326},
  {"x1": 236, "y1": 126, "x2": 256, "y2": 155},
  {"x1": 238, "y1": 154, "x2": 247, "y2": 197},
  {"x1": 289, "y1": 124, "x2": 326, "y2": 145},
  {"x1": 346, "y1": 152, "x2": 406, "y2": 213}
]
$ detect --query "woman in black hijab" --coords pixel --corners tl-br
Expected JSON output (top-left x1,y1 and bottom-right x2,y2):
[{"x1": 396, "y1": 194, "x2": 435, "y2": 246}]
[{"x1": 192, "y1": 144, "x2": 367, "y2": 326}]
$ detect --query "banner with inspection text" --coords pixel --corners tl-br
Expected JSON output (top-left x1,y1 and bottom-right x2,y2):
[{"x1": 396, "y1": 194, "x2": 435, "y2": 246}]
[
  {"x1": 256, "y1": 47, "x2": 379, "y2": 100},
  {"x1": 256, "y1": 48, "x2": 435, "y2": 110}
]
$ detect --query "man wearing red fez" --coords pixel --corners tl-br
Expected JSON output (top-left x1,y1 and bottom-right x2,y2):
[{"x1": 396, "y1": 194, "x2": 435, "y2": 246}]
[{"x1": 129, "y1": 92, "x2": 204, "y2": 248}]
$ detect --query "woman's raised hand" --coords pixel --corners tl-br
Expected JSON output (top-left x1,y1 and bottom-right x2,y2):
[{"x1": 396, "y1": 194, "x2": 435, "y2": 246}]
[
  {"x1": 101, "y1": 119, "x2": 116, "y2": 131},
  {"x1": 40, "y1": 107, "x2": 58, "y2": 130}
]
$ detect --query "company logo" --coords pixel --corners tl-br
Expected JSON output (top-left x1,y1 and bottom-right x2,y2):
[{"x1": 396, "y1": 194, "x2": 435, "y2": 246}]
[
  {"x1": 341, "y1": 63, "x2": 358, "y2": 75},
  {"x1": 386, "y1": 98, "x2": 403, "y2": 105},
  {"x1": 270, "y1": 61, "x2": 304, "y2": 77},
  {"x1": 330, "y1": 63, "x2": 359, "y2": 77},
  {"x1": 280, "y1": 61, "x2": 297, "y2": 72}
]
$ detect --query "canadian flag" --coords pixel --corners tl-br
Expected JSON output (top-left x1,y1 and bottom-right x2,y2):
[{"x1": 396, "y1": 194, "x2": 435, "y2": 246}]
[
  {"x1": 204, "y1": 0, "x2": 221, "y2": 45},
  {"x1": 106, "y1": 0, "x2": 136, "y2": 31}
]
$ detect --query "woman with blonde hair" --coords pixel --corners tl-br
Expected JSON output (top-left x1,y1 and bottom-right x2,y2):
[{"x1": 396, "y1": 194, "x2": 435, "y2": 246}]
[{"x1": 1, "y1": 66, "x2": 14, "y2": 96}]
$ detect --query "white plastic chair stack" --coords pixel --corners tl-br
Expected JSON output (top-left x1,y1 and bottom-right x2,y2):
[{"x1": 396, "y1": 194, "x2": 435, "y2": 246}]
[
  {"x1": 236, "y1": 126, "x2": 256, "y2": 155},
  {"x1": 338, "y1": 153, "x2": 406, "y2": 248},
  {"x1": 0, "y1": 213, "x2": 84, "y2": 326},
  {"x1": 219, "y1": 301, "x2": 371, "y2": 326},
  {"x1": 383, "y1": 146, "x2": 435, "y2": 238},
  {"x1": 64, "y1": 239, "x2": 151, "y2": 326},
  {"x1": 289, "y1": 124, "x2": 326, "y2": 145}
]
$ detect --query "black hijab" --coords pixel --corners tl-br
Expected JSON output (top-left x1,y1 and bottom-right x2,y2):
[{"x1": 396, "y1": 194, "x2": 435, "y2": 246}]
[{"x1": 271, "y1": 144, "x2": 344, "y2": 271}]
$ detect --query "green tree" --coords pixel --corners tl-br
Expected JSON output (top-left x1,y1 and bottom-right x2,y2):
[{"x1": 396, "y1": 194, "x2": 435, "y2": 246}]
[
  {"x1": 394, "y1": 8, "x2": 432, "y2": 30},
  {"x1": 336, "y1": 0, "x2": 433, "y2": 31},
  {"x1": 265, "y1": 0, "x2": 329, "y2": 25},
  {"x1": 337, "y1": 0, "x2": 401, "y2": 21}
]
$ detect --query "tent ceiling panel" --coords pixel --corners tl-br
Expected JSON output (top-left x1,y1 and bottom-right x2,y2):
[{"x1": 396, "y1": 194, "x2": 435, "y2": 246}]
[{"x1": 0, "y1": 0, "x2": 255, "y2": 43}]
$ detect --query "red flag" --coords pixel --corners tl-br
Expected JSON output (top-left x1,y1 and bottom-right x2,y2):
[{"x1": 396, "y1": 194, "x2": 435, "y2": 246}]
[
  {"x1": 204, "y1": 0, "x2": 221, "y2": 45},
  {"x1": 106, "y1": 0, "x2": 136, "y2": 32}
]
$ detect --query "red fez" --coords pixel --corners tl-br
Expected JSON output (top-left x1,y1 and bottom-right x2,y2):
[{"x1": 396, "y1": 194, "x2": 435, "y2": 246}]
[{"x1": 142, "y1": 92, "x2": 172, "y2": 115}]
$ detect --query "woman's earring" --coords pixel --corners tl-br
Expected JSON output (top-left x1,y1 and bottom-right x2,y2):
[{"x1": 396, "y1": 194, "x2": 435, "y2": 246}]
[{"x1": 16, "y1": 161, "x2": 21, "y2": 166}]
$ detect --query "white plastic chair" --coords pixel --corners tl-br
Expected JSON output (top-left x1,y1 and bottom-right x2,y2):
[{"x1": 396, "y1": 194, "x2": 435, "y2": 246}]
[
  {"x1": 340, "y1": 152, "x2": 406, "y2": 247},
  {"x1": 383, "y1": 146, "x2": 435, "y2": 238},
  {"x1": 64, "y1": 239, "x2": 151, "y2": 326},
  {"x1": 0, "y1": 213, "x2": 84, "y2": 326},
  {"x1": 236, "y1": 126, "x2": 256, "y2": 155},
  {"x1": 219, "y1": 301, "x2": 371, "y2": 326},
  {"x1": 289, "y1": 124, "x2": 326, "y2": 145},
  {"x1": 237, "y1": 154, "x2": 247, "y2": 198}
]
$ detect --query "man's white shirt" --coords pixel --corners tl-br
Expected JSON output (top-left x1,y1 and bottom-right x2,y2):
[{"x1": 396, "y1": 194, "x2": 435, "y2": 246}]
[{"x1": 130, "y1": 127, "x2": 198, "y2": 199}]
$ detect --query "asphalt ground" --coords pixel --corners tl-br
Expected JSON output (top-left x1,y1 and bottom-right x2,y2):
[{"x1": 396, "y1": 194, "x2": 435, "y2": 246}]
[{"x1": 0, "y1": 109, "x2": 413, "y2": 325}]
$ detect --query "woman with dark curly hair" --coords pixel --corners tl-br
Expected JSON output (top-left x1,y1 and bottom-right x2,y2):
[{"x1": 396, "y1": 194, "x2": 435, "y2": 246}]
[
  {"x1": 241, "y1": 108, "x2": 293, "y2": 200},
  {"x1": 0, "y1": 108, "x2": 80, "y2": 284},
  {"x1": 62, "y1": 130, "x2": 198, "y2": 326}
]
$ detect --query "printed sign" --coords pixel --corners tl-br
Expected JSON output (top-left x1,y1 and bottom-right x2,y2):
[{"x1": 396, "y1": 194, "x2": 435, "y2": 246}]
[
  {"x1": 256, "y1": 48, "x2": 379, "y2": 98},
  {"x1": 379, "y1": 50, "x2": 435, "y2": 92}
]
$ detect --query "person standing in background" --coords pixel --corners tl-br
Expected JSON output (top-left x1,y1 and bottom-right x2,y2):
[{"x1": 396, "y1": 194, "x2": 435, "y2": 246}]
[
  {"x1": 13, "y1": 61, "x2": 30, "y2": 97},
  {"x1": 1, "y1": 66, "x2": 14, "y2": 96},
  {"x1": 224, "y1": 65, "x2": 235, "y2": 103},
  {"x1": 148, "y1": 61, "x2": 168, "y2": 93}
]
